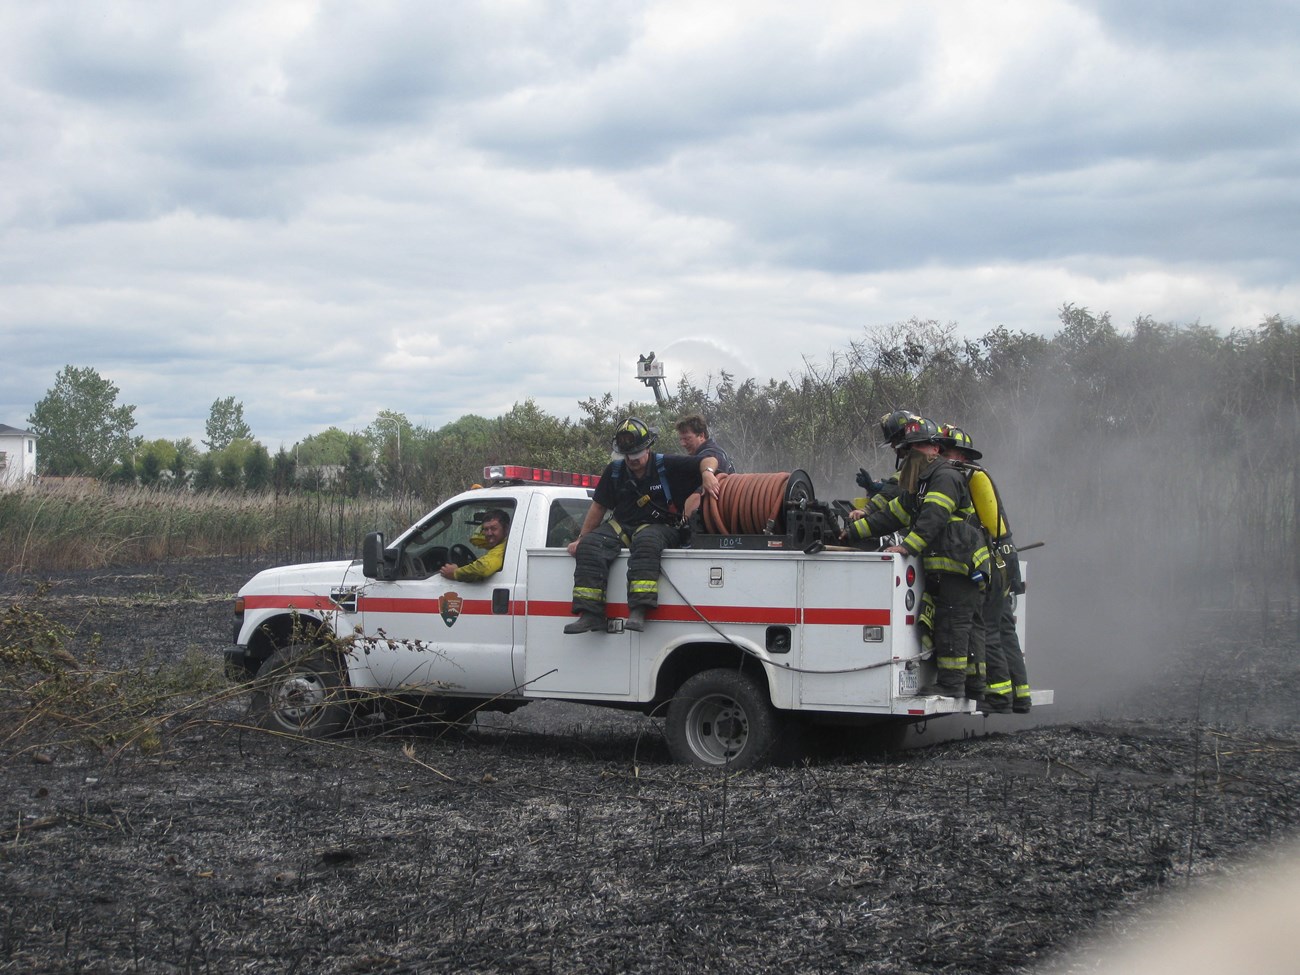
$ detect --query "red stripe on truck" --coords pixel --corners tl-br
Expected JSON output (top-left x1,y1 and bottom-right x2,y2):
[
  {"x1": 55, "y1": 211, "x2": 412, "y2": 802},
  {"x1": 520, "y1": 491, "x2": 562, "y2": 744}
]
[{"x1": 245, "y1": 593, "x2": 894, "y2": 628}]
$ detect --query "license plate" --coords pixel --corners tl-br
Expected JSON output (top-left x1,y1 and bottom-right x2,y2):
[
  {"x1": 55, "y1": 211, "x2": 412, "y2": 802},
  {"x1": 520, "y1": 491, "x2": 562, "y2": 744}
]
[{"x1": 898, "y1": 666, "x2": 918, "y2": 696}]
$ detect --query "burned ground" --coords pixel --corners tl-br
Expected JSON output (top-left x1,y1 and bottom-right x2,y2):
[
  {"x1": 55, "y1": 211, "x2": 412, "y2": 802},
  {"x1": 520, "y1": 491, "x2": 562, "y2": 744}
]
[{"x1": 2, "y1": 558, "x2": 1299, "y2": 974}]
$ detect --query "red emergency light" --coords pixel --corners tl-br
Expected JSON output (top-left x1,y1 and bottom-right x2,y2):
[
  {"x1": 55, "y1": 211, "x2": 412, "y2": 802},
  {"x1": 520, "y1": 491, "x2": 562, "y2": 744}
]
[{"x1": 482, "y1": 465, "x2": 601, "y2": 488}]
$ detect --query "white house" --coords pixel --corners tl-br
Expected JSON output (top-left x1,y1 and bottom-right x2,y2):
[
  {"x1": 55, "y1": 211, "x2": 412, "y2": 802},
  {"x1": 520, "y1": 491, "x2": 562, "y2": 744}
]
[{"x1": 0, "y1": 424, "x2": 38, "y2": 484}]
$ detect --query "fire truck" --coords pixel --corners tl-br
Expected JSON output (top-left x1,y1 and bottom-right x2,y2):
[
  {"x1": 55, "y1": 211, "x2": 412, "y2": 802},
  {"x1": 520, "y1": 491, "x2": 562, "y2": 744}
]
[{"x1": 227, "y1": 465, "x2": 1051, "y2": 768}]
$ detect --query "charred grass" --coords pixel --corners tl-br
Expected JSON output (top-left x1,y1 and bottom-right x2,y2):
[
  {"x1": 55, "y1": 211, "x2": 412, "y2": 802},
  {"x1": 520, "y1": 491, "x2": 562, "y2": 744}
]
[{"x1": 2, "y1": 559, "x2": 1299, "y2": 974}]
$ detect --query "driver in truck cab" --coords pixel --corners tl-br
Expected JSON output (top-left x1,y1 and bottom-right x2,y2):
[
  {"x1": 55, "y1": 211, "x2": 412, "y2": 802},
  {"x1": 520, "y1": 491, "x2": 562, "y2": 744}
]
[{"x1": 440, "y1": 508, "x2": 511, "y2": 582}]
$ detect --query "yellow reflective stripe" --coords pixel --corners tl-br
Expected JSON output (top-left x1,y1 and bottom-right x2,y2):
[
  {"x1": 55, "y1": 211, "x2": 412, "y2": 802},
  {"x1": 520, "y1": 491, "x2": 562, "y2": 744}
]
[
  {"x1": 887, "y1": 496, "x2": 911, "y2": 522},
  {"x1": 937, "y1": 655, "x2": 967, "y2": 669},
  {"x1": 987, "y1": 680, "x2": 1012, "y2": 694},
  {"x1": 573, "y1": 587, "x2": 604, "y2": 599},
  {"x1": 628, "y1": 580, "x2": 658, "y2": 593},
  {"x1": 924, "y1": 491, "x2": 956, "y2": 513},
  {"x1": 869, "y1": 493, "x2": 891, "y2": 512},
  {"x1": 902, "y1": 532, "x2": 925, "y2": 553},
  {"x1": 923, "y1": 556, "x2": 967, "y2": 574},
  {"x1": 1014, "y1": 685, "x2": 1032, "y2": 697}
]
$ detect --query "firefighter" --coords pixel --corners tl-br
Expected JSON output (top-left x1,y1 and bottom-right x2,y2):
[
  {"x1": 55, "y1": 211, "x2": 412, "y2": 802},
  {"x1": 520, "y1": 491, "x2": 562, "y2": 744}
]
[
  {"x1": 935, "y1": 426, "x2": 991, "y2": 702},
  {"x1": 847, "y1": 409, "x2": 916, "y2": 522},
  {"x1": 843, "y1": 417, "x2": 990, "y2": 698},
  {"x1": 937, "y1": 424, "x2": 1032, "y2": 714},
  {"x1": 564, "y1": 417, "x2": 720, "y2": 634}
]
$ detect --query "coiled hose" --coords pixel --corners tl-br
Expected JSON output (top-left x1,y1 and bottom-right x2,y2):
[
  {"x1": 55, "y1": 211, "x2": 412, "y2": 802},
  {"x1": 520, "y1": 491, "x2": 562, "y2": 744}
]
[{"x1": 700, "y1": 472, "x2": 796, "y2": 535}]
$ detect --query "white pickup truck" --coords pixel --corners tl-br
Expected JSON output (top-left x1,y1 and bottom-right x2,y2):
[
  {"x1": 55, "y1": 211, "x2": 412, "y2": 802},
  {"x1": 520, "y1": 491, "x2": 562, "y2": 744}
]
[{"x1": 228, "y1": 464, "x2": 1050, "y2": 767}]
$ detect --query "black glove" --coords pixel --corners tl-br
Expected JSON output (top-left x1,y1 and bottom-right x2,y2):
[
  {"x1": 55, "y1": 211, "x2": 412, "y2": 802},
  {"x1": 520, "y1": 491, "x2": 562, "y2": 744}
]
[{"x1": 855, "y1": 468, "x2": 873, "y2": 490}]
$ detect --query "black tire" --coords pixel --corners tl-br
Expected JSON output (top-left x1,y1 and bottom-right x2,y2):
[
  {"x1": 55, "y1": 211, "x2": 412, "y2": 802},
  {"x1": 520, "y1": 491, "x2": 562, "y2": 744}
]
[
  {"x1": 250, "y1": 646, "x2": 352, "y2": 737},
  {"x1": 666, "y1": 669, "x2": 782, "y2": 769}
]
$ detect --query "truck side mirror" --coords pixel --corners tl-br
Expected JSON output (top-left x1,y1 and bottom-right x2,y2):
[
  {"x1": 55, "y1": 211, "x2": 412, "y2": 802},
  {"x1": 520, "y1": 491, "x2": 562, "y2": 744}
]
[{"x1": 362, "y1": 531, "x2": 386, "y2": 579}]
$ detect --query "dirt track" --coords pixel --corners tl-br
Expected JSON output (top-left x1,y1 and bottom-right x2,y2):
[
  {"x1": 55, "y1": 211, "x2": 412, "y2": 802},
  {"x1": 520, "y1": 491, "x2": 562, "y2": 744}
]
[{"x1": 3, "y1": 557, "x2": 1299, "y2": 974}]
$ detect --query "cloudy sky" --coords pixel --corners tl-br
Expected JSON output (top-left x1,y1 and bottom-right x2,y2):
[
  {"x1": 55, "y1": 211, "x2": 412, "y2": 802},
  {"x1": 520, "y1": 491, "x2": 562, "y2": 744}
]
[{"x1": 2, "y1": 0, "x2": 1297, "y2": 448}]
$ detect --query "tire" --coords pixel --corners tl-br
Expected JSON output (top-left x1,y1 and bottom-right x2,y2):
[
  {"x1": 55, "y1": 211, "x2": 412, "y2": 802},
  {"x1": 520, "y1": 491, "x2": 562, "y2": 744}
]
[
  {"x1": 250, "y1": 646, "x2": 352, "y2": 737},
  {"x1": 666, "y1": 669, "x2": 782, "y2": 769}
]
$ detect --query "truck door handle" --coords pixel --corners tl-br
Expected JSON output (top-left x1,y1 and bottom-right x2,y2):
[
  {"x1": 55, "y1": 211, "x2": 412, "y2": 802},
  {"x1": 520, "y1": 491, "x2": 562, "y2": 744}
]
[{"x1": 492, "y1": 588, "x2": 510, "y2": 614}]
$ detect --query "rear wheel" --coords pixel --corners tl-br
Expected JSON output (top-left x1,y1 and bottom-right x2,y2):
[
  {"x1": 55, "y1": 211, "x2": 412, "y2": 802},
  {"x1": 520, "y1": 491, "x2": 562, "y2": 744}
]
[
  {"x1": 250, "y1": 646, "x2": 352, "y2": 737},
  {"x1": 666, "y1": 669, "x2": 782, "y2": 769}
]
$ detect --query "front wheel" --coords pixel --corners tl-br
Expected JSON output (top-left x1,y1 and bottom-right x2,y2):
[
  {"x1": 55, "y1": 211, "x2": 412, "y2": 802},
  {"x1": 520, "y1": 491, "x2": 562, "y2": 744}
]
[
  {"x1": 250, "y1": 646, "x2": 352, "y2": 737},
  {"x1": 666, "y1": 669, "x2": 782, "y2": 769}
]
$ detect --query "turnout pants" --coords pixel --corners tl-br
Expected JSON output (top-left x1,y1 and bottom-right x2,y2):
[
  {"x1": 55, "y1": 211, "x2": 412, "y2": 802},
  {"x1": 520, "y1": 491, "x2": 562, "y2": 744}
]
[
  {"x1": 571, "y1": 521, "x2": 681, "y2": 616},
  {"x1": 928, "y1": 573, "x2": 982, "y2": 692},
  {"x1": 984, "y1": 561, "x2": 1031, "y2": 711}
]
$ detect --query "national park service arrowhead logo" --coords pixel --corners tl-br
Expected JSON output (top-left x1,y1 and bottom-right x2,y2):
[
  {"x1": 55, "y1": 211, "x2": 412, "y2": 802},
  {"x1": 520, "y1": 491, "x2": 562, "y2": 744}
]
[{"x1": 439, "y1": 591, "x2": 463, "y2": 627}]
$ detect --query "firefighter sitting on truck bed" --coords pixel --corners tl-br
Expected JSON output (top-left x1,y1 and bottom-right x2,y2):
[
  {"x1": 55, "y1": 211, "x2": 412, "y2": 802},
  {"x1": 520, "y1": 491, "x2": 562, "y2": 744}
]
[
  {"x1": 842, "y1": 416, "x2": 991, "y2": 699},
  {"x1": 565, "y1": 417, "x2": 721, "y2": 634}
]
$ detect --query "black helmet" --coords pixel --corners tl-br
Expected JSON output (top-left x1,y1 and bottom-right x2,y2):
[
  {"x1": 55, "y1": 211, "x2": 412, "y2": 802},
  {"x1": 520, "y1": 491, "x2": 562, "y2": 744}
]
[
  {"x1": 898, "y1": 416, "x2": 941, "y2": 446},
  {"x1": 613, "y1": 417, "x2": 657, "y2": 455},
  {"x1": 937, "y1": 423, "x2": 983, "y2": 460},
  {"x1": 879, "y1": 409, "x2": 917, "y2": 447}
]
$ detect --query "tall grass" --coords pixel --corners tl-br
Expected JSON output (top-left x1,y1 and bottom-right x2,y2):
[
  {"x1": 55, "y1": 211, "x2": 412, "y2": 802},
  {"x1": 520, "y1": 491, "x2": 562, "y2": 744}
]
[{"x1": 0, "y1": 482, "x2": 431, "y2": 572}]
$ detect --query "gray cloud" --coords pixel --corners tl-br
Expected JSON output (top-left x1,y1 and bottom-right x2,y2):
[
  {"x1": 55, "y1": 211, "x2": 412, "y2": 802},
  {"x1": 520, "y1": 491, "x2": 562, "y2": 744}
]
[{"x1": 1, "y1": 0, "x2": 1296, "y2": 447}]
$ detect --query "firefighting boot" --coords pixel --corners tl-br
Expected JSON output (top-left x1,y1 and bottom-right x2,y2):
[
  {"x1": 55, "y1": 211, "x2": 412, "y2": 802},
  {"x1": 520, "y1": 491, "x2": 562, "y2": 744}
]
[
  {"x1": 563, "y1": 612, "x2": 607, "y2": 634},
  {"x1": 625, "y1": 607, "x2": 647, "y2": 632},
  {"x1": 978, "y1": 695, "x2": 1013, "y2": 714}
]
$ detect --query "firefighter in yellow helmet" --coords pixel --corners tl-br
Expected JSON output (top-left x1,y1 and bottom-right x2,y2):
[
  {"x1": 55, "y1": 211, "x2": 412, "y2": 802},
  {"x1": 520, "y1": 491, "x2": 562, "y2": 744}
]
[
  {"x1": 843, "y1": 417, "x2": 991, "y2": 698},
  {"x1": 937, "y1": 424, "x2": 1031, "y2": 714}
]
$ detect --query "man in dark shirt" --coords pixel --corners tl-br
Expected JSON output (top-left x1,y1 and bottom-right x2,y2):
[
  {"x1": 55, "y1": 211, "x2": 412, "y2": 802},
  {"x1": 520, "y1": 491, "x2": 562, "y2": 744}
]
[
  {"x1": 565, "y1": 417, "x2": 720, "y2": 633},
  {"x1": 675, "y1": 414, "x2": 735, "y2": 524}
]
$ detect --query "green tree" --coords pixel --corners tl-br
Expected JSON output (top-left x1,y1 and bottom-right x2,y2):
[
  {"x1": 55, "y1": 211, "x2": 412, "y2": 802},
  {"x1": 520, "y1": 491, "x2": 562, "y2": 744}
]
[
  {"x1": 169, "y1": 438, "x2": 198, "y2": 489},
  {"x1": 137, "y1": 439, "x2": 177, "y2": 488},
  {"x1": 341, "y1": 441, "x2": 376, "y2": 498},
  {"x1": 295, "y1": 427, "x2": 354, "y2": 466},
  {"x1": 203, "y1": 396, "x2": 252, "y2": 451},
  {"x1": 191, "y1": 455, "x2": 218, "y2": 492},
  {"x1": 243, "y1": 443, "x2": 272, "y2": 493},
  {"x1": 272, "y1": 447, "x2": 297, "y2": 495},
  {"x1": 366, "y1": 410, "x2": 414, "y2": 495},
  {"x1": 28, "y1": 365, "x2": 139, "y2": 476},
  {"x1": 138, "y1": 449, "x2": 163, "y2": 487},
  {"x1": 107, "y1": 451, "x2": 137, "y2": 486},
  {"x1": 217, "y1": 452, "x2": 242, "y2": 491}
]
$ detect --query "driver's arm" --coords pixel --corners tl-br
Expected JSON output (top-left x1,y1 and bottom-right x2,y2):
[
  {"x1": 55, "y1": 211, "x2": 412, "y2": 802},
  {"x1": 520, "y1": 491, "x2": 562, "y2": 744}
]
[{"x1": 441, "y1": 542, "x2": 507, "y2": 582}]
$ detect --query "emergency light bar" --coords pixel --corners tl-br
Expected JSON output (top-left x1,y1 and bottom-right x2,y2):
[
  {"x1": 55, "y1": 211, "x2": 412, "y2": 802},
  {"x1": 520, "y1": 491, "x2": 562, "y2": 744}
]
[{"x1": 482, "y1": 465, "x2": 601, "y2": 488}]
